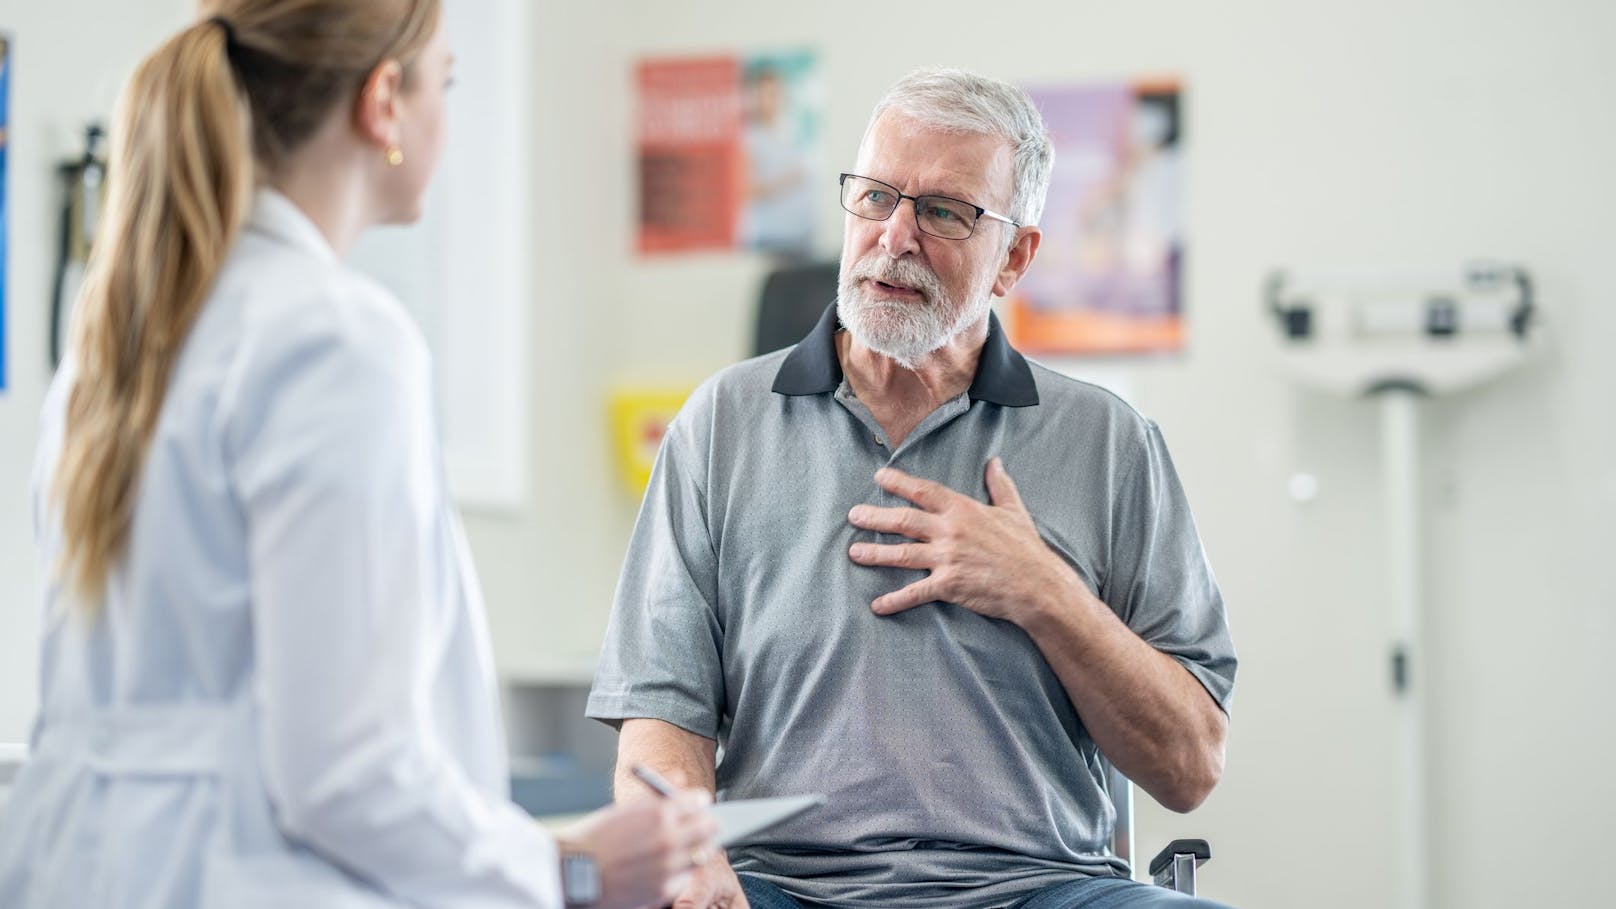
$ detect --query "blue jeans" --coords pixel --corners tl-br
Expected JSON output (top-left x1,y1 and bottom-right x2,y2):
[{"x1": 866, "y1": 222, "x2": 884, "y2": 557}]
[{"x1": 738, "y1": 873, "x2": 1235, "y2": 909}]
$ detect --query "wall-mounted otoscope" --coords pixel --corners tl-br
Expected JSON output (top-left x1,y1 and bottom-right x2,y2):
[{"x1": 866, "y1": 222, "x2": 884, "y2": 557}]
[{"x1": 52, "y1": 122, "x2": 106, "y2": 368}]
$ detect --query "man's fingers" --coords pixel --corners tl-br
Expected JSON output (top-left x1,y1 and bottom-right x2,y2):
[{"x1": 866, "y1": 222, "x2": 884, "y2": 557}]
[
  {"x1": 985, "y1": 457, "x2": 1026, "y2": 512},
  {"x1": 847, "y1": 504, "x2": 935, "y2": 540},
  {"x1": 872, "y1": 576, "x2": 942, "y2": 615},
  {"x1": 849, "y1": 541, "x2": 931, "y2": 570},
  {"x1": 874, "y1": 466, "x2": 956, "y2": 511}
]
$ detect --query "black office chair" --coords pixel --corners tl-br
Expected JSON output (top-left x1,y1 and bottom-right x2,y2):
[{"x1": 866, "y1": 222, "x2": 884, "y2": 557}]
[
  {"x1": 755, "y1": 263, "x2": 1215, "y2": 896},
  {"x1": 754, "y1": 260, "x2": 841, "y2": 356}
]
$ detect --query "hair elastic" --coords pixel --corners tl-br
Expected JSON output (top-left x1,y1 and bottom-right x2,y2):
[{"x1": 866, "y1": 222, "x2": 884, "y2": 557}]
[{"x1": 208, "y1": 15, "x2": 238, "y2": 51}]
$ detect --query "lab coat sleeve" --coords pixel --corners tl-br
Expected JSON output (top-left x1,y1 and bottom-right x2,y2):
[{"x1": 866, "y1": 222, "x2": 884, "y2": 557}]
[
  {"x1": 32, "y1": 358, "x2": 75, "y2": 551},
  {"x1": 226, "y1": 292, "x2": 561, "y2": 908}
]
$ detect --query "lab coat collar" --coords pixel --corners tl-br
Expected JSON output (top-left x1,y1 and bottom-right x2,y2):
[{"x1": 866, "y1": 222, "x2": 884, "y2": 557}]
[{"x1": 245, "y1": 187, "x2": 340, "y2": 267}]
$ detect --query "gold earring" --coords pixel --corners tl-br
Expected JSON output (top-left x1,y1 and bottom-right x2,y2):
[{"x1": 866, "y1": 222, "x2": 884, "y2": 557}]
[{"x1": 385, "y1": 145, "x2": 404, "y2": 166}]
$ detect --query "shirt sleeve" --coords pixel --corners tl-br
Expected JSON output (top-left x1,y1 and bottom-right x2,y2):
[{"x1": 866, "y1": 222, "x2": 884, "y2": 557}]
[
  {"x1": 226, "y1": 290, "x2": 561, "y2": 908},
  {"x1": 586, "y1": 390, "x2": 727, "y2": 740},
  {"x1": 1104, "y1": 420, "x2": 1238, "y2": 713}
]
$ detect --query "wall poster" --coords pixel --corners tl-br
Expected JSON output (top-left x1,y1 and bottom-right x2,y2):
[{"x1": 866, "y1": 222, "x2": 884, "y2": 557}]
[
  {"x1": 1007, "y1": 79, "x2": 1184, "y2": 356},
  {"x1": 636, "y1": 51, "x2": 820, "y2": 257}
]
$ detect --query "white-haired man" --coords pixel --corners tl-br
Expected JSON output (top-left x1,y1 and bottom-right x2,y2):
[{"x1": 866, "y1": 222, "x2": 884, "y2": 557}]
[{"x1": 588, "y1": 68, "x2": 1237, "y2": 909}]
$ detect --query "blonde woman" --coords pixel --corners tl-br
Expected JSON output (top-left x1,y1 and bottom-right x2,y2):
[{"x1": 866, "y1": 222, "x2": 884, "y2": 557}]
[{"x1": 0, "y1": 3, "x2": 715, "y2": 907}]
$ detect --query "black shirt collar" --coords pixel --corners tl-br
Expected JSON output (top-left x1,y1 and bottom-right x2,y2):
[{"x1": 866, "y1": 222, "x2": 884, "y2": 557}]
[{"x1": 771, "y1": 303, "x2": 1040, "y2": 407}]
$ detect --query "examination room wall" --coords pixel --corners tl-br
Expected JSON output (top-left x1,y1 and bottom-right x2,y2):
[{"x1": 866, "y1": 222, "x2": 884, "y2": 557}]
[{"x1": 0, "y1": 2, "x2": 1612, "y2": 909}]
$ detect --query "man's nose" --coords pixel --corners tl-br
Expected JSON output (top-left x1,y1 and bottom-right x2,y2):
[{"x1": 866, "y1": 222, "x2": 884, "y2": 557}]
[{"x1": 878, "y1": 198, "x2": 924, "y2": 258}]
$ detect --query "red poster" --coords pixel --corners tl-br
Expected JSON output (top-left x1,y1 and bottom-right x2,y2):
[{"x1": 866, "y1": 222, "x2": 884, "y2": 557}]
[{"x1": 636, "y1": 57, "x2": 744, "y2": 254}]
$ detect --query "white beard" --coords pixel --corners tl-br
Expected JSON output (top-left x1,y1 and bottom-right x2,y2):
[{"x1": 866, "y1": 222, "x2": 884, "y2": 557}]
[{"x1": 835, "y1": 254, "x2": 994, "y2": 370}]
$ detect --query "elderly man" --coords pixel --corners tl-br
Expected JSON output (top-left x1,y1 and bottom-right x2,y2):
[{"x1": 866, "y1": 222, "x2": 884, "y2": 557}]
[{"x1": 587, "y1": 68, "x2": 1236, "y2": 909}]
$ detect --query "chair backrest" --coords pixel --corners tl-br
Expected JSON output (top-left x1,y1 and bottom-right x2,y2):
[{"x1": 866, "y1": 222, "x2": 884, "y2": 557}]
[
  {"x1": 0, "y1": 744, "x2": 27, "y2": 819},
  {"x1": 754, "y1": 260, "x2": 839, "y2": 356}
]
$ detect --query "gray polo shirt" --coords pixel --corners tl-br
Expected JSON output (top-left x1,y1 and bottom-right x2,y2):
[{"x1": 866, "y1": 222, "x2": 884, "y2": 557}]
[{"x1": 588, "y1": 304, "x2": 1236, "y2": 909}]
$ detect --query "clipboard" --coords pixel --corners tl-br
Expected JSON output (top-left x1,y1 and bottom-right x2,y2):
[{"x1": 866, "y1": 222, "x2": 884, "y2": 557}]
[{"x1": 711, "y1": 794, "x2": 826, "y2": 846}]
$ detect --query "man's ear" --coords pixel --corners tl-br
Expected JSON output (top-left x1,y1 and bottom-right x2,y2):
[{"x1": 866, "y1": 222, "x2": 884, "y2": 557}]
[
  {"x1": 992, "y1": 227, "x2": 1042, "y2": 298},
  {"x1": 353, "y1": 59, "x2": 405, "y2": 151}
]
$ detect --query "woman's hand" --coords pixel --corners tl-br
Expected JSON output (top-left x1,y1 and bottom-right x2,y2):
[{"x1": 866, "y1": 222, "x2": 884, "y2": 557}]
[{"x1": 556, "y1": 789, "x2": 718, "y2": 909}]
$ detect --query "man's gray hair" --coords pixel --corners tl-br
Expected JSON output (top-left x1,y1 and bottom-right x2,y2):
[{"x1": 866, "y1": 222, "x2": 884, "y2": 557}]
[{"x1": 864, "y1": 67, "x2": 1055, "y2": 232}]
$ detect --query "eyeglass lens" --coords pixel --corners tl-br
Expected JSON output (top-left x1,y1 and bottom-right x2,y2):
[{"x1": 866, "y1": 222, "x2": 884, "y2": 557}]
[{"x1": 840, "y1": 175, "x2": 979, "y2": 240}]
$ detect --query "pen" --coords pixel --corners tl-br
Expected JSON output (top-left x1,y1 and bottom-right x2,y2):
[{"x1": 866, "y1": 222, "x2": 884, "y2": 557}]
[{"x1": 631, "y1": 763, "x2": 681, "y2": 799}]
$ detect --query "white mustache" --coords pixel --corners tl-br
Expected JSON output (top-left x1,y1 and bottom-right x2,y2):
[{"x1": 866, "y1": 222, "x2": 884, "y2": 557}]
[{"x1": 847, "y1": 257, "x2": 943, "y2": 301}]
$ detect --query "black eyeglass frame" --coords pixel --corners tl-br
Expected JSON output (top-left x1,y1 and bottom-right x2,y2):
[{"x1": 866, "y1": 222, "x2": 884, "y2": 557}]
[{"x1": 838, "y1": 172, "x2": 1021, "y2": 240}]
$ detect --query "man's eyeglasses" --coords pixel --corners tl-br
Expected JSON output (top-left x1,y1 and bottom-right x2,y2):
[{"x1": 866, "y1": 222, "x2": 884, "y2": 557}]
[{"x1": 838, "y1": 173, "x2": 1020, "y2": 241}]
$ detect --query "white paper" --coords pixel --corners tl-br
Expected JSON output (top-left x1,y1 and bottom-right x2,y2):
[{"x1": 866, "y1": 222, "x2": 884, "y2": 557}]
[{"x1": 712, "y1": 794, "x2": 826, "y2": 845}]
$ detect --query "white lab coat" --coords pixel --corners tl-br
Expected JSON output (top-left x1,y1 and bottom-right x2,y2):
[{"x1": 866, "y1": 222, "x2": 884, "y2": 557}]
[{"x1": 0, "y1": 190, "x2": 562, "y2": 908}]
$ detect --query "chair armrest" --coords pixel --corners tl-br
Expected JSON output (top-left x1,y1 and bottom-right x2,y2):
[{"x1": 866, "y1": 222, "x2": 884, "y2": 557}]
[{"x1": 1149, "y1": 838, "x2": 1210, "y2": 893}]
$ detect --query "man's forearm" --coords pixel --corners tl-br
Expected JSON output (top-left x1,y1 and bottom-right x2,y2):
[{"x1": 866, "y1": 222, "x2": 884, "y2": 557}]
[
  {"x1": 1021, "y1": 572, "x2": 1228, "y2": 813},
  {"x1": 613, "y1": 718, "x2": 719, "y2": 802}
]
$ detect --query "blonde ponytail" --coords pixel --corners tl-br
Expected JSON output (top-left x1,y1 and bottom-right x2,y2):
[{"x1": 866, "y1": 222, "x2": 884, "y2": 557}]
[
  {"x1": 54, "y1": 1, "x2": 441, "y2": 609},
  {"x1": 55, "y1": 21, "x2": 252, "y2": 607}
]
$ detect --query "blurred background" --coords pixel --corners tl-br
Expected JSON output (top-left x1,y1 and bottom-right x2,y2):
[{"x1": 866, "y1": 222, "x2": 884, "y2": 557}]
[{"x1": 0, "y1": 1, "x2": 1612, "y2": 907}]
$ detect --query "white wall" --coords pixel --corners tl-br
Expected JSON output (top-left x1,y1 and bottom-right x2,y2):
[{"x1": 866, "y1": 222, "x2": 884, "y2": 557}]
[{"x1": 1, "y1": 2, "x2": 1611, "y2": 908}]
